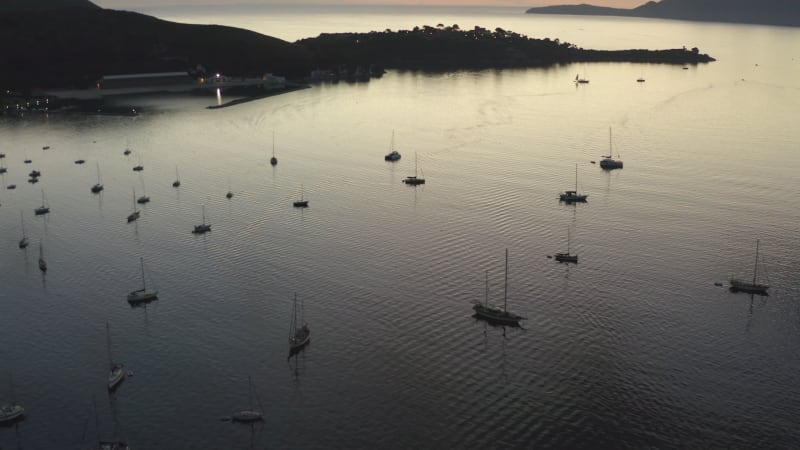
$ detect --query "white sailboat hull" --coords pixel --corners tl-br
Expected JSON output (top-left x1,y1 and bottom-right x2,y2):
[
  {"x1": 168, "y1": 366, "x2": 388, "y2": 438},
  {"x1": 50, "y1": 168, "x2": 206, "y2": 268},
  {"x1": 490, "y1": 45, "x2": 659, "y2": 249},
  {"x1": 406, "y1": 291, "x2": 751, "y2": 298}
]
[
  {"x1": 108, "y1": 365, "x2": 126, "y2": 390},
  {"x1": 0, "y1": 404, "x2": 24, "y2": 423}
]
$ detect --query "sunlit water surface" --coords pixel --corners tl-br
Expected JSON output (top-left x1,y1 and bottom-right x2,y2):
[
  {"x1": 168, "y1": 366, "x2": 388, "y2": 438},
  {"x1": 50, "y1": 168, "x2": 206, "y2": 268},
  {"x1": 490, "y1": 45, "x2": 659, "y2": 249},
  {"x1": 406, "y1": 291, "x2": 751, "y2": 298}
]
[{"x1": 1, "y1": 6, "x2": 799, "y2": 449}]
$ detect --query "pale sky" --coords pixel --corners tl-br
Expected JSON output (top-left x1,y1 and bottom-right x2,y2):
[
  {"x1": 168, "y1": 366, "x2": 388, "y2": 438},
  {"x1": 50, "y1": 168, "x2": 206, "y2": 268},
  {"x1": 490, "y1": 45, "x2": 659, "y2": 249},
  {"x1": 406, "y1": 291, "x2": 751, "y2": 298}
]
[{"x1": 94, "y1": 1, "x2": 647, "y2": 9}]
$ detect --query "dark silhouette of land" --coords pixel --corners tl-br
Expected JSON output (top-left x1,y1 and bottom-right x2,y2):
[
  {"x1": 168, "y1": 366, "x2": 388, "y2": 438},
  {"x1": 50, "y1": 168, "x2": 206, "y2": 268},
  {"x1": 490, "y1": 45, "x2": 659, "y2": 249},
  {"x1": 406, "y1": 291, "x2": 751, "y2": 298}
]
[
  {"x1": 1, "y1": 0, "x2": 713, "y2": 93},
  {"x1": 0, "y1": 0, "x2": 311, "y2": 90},
  {"x1": 526, "y1": 0, "x2": 800, "y2": 28},
  {"x1": 298, "y1": 25, "x2": 712, "y2": 74}
]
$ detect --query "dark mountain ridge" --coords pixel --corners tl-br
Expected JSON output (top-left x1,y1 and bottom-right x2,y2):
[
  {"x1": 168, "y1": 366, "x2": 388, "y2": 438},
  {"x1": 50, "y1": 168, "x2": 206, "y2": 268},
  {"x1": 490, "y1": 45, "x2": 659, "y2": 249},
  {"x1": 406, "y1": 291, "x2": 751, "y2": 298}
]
[
  {"x1": 0, "y1": 0, "x2": 312, "y2": 89},
  {"x1": 0, "y1": 0, "x2": 99, "y2": 12},
  {"x1": 526, "y1": 0, "x2": 800, "y2": 27}
]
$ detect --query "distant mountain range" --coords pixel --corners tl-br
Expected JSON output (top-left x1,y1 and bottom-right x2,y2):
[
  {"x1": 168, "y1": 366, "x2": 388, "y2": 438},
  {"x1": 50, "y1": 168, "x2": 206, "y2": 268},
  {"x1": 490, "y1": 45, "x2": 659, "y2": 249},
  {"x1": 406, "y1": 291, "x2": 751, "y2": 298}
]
[{"x1": 526, "y1": 0, "x2": 800, "y2": 27}]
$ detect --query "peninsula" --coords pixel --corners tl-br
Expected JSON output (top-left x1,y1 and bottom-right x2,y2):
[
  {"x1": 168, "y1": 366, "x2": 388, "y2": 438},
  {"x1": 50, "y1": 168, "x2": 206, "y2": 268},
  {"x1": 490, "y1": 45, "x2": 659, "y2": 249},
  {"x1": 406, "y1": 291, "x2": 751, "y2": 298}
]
[
  {"x1": 526, "y1": 0, "x2": 800, "y2": 28},
  {"x1": 298, "y1": 25, "x2": 713, "y2": 73}
]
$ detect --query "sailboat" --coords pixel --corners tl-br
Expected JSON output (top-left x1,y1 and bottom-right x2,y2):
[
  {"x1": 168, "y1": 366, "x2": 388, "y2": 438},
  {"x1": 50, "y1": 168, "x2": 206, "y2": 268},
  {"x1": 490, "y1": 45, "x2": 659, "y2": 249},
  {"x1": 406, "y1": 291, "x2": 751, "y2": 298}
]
[
  {"x1": 473, "y1": 249, "x2": 526, "y2": 325},
  {"x1": 0, "y1": 374, "x2": 24, "y2": 424},
  {"x1": 289, "y1": 293, "x2": 310, "y2": 353},
  {"x1": 38, "y1": 240, "x2": 47, "y2": 272},
  {"x1": 18, "y1": 210, "x2": 29, "y2": 249},
  {"x1": 231, "y1": 376, "x2": 264, "y2": 423},
  {"x1": 91, "y1": 162, "x2": 104, "y2": 193},
  {"x1": 172, "y1": 166, "x2": 181, "y2": 187},
  {"x1": 293, "y1": 185, "x2": 308, "y2": 208},
  {"x1": 226, "y1": 177, "x2": 233, "y2": 199},
  {"x1": 132, "y1": 156, "x2": 143, "y2": 171},
  {"x1": 730, "y1": 239, "x2": 769, "y2": 295},
  {"x1": 91, "y1": 395, "x2": 130, "y2": 450},
  {"x1": 127, "y1": 257, "x2": 158, "y2": 304},
  {"x1": 106, "y1": 322, "x2": 125, "y2": 391},
  {"x1": 559, "y1": 164, "x2": 588, "y2": 203},
  {"x1": 126, "y1": 189, "x2": 140, "y2": 223},
  {"x1": 34, "y1": 189, "x2": 50, "y2": 215},
  {"x1": 384, "y1": 130, "x2": 401, "y2": 161},
  {"x1": 270, "y1": 132, "x2": 278, "y2": 166},
  {"x1": 136, "y1": 175, "x2": 150, "y2": 204},
  {"x1": 192, "y1": 205, "x2": 211, "y2": 234},
  {"x1": 554, "y1": 227, "x2": 578, "y2": 263},
  {"x1": 575, "y1": 73, "x2": 589, "y2": 84},
  {"x1": 600, "y1": 127, "x2": 623, "y2": 169},
  {"x1": 402, "y1": 152, "x2": 425, "y2": 185},
  {"x1": 0, "y1": 158, "x2": 6, "y2": 174}
]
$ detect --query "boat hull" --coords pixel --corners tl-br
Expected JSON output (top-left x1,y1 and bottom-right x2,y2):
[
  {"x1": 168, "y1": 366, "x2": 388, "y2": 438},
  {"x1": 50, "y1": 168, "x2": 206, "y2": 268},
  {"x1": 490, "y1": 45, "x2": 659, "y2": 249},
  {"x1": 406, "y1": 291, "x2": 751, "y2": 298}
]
[
  {"x1": 192, "y1": 224, "x2": 211, "y2": 234},
  {"x1": 600, "y1": 159, "x2": 623, "y2": 169},
  {"x1": 127, "y1": 289, "x2": 158, "y2": 304},
  {"x1": 729, "y1": 279, "x2": 769, "y2": 295},
  {"x1": 293, "y1": 200, "x2": 309, "y2": 208},
  {"x1": 473, "y1": 304, "x2": 524, "y2": 326},
  {"x1": 554, "y1": 253, "x2": 578, "y2": 263},
  {"x1": 0, "y1": 404, "x2": 24, "y2": 424},
  {"x1": 403, "y1": 177, "x2": 425, "y2": 185},
  {"x1": 559, "y1": 191, "x2": 587, "y2": 203},
  {"x1": 108, "y1": 366, "x2": 126, "y2": 391},
  {"x1": 384, "y1": 151, "x2": 401, "y2": 161},
  {"x1": 232, "y1": 410, "x2": 263, "y2": 423},
  {"x1": 290, "y1": 327, "x2": 311, "y2": 351}
]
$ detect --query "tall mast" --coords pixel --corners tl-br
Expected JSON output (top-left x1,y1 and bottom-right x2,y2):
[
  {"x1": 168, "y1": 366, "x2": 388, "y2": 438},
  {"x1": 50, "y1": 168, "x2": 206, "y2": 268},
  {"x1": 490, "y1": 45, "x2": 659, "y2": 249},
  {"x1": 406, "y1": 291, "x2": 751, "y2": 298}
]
[
  {"x1": 140, "y1": 257, "x2": 146, "y2": 291},
  {"x1": 504, "y1": 249, "x2": 508, "y2": 312},
  {"x1": 20, "y1": 210, "x2": 26, "y2": 238},
  {"x1": 484, "y1": 270, "x2": 489, "y2": 307},
  {"x1": 291, "y1": 293, "x2": 298, "y2": 336},
  {"x1": 106, "y1": 322, "x2": 113, "y2": 370},
  {"x1": 567, "y1": 227, "x2": 571, "y2": 254},
  {"x1": 575, "y1": 163, "x2": 578, "y2": 191},
  {"x1": 248, "y1": 376, "x2": 254, "y2": 411},
  {"x1": 202, "y1": 205, "x2": 206, "y2": 225},
  {"x1": 9, "y1": 373, "x2": 16, "y2": 404},
  {"x1": 753, "y1": 239, "x2": 760, "y2": 284}
]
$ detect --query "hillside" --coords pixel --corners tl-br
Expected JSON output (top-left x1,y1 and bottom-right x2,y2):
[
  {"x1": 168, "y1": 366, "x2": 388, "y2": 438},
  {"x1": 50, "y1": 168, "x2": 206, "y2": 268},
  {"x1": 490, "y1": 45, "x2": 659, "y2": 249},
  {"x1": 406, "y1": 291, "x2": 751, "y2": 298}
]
[
  {"x1": 0, "y1": 0, "x2": 98, "y2": 12},
  {"x1": 526, "y1": 0, "x2": 800, "y2": 27},
  {"x1": 0, "y1": 2, "x2": 313, "y2": 89}
]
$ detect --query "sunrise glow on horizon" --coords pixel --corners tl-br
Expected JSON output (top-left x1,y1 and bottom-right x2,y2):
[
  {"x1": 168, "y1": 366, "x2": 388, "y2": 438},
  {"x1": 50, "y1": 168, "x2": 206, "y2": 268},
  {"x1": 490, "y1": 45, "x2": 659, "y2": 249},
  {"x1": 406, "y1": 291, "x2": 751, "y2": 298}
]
[{"x1": 94, "y1": 0, "x2": 648, "y2": 9}]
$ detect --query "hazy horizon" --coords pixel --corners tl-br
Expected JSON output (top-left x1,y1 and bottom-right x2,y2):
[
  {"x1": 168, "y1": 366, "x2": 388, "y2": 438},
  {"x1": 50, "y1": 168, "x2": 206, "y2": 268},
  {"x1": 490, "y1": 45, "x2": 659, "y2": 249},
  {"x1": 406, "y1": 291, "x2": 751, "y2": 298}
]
[{"x1": 93, "y1": 0, "x2": 647, "y2": 10}]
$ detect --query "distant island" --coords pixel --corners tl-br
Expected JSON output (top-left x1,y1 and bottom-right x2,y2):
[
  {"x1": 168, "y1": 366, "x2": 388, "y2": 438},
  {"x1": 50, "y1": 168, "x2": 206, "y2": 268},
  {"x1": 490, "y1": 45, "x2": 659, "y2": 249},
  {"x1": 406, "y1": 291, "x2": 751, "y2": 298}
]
[
  {"x1": 526, "y1": 0, "x2": 800, "y2": 28},
  {"x1": 1, "y1": 0, "x2": 713, "y2": 96}
]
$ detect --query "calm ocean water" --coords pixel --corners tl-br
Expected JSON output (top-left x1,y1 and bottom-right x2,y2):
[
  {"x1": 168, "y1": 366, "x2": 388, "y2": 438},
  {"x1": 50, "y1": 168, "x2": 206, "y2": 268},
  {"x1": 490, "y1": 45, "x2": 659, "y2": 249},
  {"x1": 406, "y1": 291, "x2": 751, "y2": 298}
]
[{"x1": 2, "y1": 6, "x2": 799, "y2": 449}]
